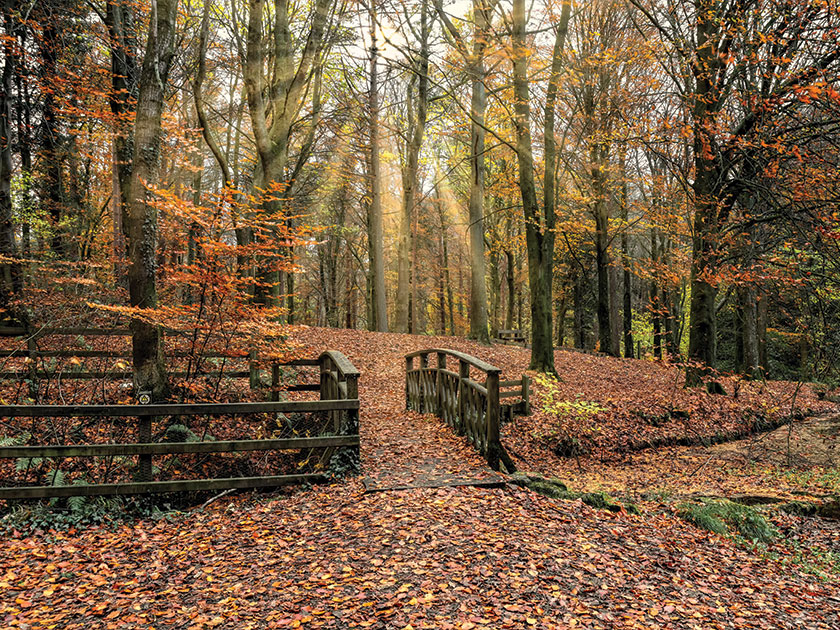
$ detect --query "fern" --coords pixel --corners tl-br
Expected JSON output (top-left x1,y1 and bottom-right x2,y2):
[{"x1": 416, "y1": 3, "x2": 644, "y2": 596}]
[
  {"x1": 1, "y1": 432, "x2": 31, "y2": 447},
  {"x1": 16, "y1": 457, "x2": 44, "y2": 472},
  {"x1": 678, "y1": 499, "x2": 778, "y2": 543}
]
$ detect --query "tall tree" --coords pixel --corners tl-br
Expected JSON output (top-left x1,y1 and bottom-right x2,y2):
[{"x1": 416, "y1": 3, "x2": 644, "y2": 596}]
[
  {"x1": 395, "y1": 0, "x2": 432, "y2": 333},
  {"x1": 437, "y1": 0, "x2": 499, "y2": 343},
  {"x1": 367, "y1": 0, "x2": 388, "y2": 332},
  {"x1": 0, "y1": 0, "x2": 20, "y2": 318},
  {"x1": 124, "y1": 0, "x2": 179, "y2": 398},
  {"x1": 510, "y1": 0, "x2": 571, "y2": 372},
  {"x1": 244, "y1": 0, "x2": 334, "y2": 308}
]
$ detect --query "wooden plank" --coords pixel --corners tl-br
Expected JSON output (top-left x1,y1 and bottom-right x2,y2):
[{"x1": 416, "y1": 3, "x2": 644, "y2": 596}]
[
  {"x1": 462, "y1": 378, "x2": 488, "y2": 395},
  {"x1": 499, "y1": 390, "x2": 522, "y2": 399},
  {"x1": 0, "y1": 473, "x2": 327, "y2": 500},
  {"x1": 319, "y1": 351, "x2": 360, "y2": 377},
  {"x1": 283, "y1": 358, "x2": 320, "y2": 366},
  {"x1": 0, "y1": 435, "x2": 360, "y2": 458},
  {"x1": 0, "y1": 371, "x2": 134, "y2": 380},
  {"x1": 499, "y1": 380, "x2": 523, "y2": 387},
  {"x1": 0, "y1": 399, "x2": 360, "y2": 418}
]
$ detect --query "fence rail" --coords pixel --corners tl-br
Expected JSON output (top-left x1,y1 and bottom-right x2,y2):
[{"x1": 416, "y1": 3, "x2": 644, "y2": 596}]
[
  {"x1": 405, "y1": 348, "x2": 518, "y2": 472},
  {"x1": 0, "y1": 325, "x2": 298, "y2": 393},
  {"x1": 0, "y1": 351, "x2": 360, "y2": 500}
]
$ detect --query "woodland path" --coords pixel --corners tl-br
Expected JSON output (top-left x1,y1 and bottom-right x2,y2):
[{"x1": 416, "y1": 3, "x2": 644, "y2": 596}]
[{"x1": 296, "y1": 327, "x2": 505, "y2": 491}]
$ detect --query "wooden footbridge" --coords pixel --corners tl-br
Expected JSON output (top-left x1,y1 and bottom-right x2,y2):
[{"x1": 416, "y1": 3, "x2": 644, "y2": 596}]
[{"x1": 405, "y1": 348, "x2": 528, "y2": 473}]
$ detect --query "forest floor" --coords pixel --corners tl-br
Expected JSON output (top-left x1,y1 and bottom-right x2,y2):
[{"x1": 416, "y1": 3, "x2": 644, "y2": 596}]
[{"x1": 2, "y1": 327, "x2": 840, "y2": 629}]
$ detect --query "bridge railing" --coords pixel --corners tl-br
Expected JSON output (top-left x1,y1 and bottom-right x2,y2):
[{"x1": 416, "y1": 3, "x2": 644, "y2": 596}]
[{"x1": 405, "y1": 348, "x2": 515, "y2": 472}]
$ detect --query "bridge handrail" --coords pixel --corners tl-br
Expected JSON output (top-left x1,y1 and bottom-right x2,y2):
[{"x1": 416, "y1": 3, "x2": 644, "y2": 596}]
[{"x1": 404, "y1": 348, "x2": 515, "y2": 472}]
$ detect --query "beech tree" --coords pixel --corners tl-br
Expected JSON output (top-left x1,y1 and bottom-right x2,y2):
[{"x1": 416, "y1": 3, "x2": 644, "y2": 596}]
[
  {"x1": 123, "y1": 0, "x2": 179, "y2": 398},
  {"x1": 510, "y1": 0, "x2": 571, "y2": 372}
]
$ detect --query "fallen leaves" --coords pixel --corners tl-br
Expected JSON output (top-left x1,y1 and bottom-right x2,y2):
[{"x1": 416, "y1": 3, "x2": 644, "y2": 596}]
[{"x1": 1, "y1": 326, "x2": 838, "y2": 629}]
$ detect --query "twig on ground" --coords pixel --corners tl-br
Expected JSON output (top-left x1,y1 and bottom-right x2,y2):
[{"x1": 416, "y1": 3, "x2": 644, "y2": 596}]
[{"x1": 199, "y1": 488, "x2": 236, "y2": 511}]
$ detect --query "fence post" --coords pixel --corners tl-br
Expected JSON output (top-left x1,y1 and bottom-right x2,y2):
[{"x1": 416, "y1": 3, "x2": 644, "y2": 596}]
[
  {"x1": 249, "y1": 349, "x2": 260, "y2": 390},
  {"x1": 271, "y1": 361, "x2": 280, "y2": 402},
  {"x1": 522, "y1": 374, "x2": 530, "y2": 415},
  {"x1": 345, "y1": 372, "x2": 359, "y2": 457},
  {"x1": 136, "y1": 391, "x2": 153, "y2": 482}
]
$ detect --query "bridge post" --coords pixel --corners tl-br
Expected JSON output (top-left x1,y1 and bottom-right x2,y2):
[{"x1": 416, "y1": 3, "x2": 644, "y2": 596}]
[
  {"x1": 485, "y1": 370, "x2": 501, "y2": 468},
  {"x1": 457, "y1": 359, "x2": 469, "y2": 434},
  {"x1": 419, "y1": 352, "x2": 429, "y2": 413},
  {"x1": 436, "y1": 352, "x2": 446, "y2": 416},
  {"x1": 405, "y1": 355, "x2": 413, "y2": 410}
]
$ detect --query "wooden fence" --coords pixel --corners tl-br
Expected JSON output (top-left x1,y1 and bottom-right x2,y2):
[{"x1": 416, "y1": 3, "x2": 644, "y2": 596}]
[
  {"x1": 0, "y1": 326, "x2": 287, "y2": 387},
  {"x1": 0, "y1": 350, "x2": 360, "y2": 500},
  {"x1": 405, "y1": 348, "x2": 518, "y2": 472}
]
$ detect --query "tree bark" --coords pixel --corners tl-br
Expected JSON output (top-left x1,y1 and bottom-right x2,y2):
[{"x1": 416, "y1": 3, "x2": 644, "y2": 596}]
[
  {"x1": 124, "y1": 0, "x2": 179, "y2": 399},
  {"x1": 0, "y1": 1, "x2": 20, "y2": 318},
  {"x1": 619, "y1": 148, "x2": 633, "y2": 358},
  {"x1": 105, "y1": 0, "x2": 138, "y2": 285},
  {"x1": 465, "y1": 0, "x2": 492, "y2": 343},
  {"x1": 396, "y1": 0, "x2": 430, "y2": 333}
]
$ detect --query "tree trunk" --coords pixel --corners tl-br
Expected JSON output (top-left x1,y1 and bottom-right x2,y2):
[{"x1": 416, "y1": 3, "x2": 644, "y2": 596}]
[
  {"x1": 650, "y1": 229, "x2": 662, "y2": 359},
  {"x1": 245, "y1": 0, "x2": 332, "y2": 309},
  {"x1": 685, "y1": 2, "x2": 722, "y2": 386},
  {"x1": 489, "y1": 249, "x2": 500, "y2": 335},
  {"x1": 105, "y1": 0, "x2": 138, "y2": 286},
  {"x1": 620, "y1": 149, "x2": 633, "y2": 358},
  {"x1": 396, "y1": 0, "x2": 430, "y2": 333},
  {"x1": 592, "y1": 143, "x2": 614, "y2": 356},
  {"x1": 0, "y1": 1, "x2": 20, "y2": 317},
  {"x1": 757, "y1": 290, "x2": 768, "y2": 377},
  {"x1": 505, "y1": 249, "x2": 515, "y2": 331},
  {"x1": 466, "y1": 0, "x2": 491, "y2": 343},
  {"x1": 124, "y1": 0, "x2": 179, "y2": 399},
  {"x1": 510, "y1": 0, "x2": 569, "y2": 372},
  {"x1": 556, "y1": 285, "x2": 567, "y2": 347},
  {"x1": 367, "y1": 3, "x2": 388, "y2": 332},
  {"x1": 39, "y1": 18, "x2": 65, "y2": 258},
  {"x1": 738, "y1": 285, "x2": 762, "y2": 379},
  {"x1": 573, "y1": 270, "x2": 585, "y2": 349}
]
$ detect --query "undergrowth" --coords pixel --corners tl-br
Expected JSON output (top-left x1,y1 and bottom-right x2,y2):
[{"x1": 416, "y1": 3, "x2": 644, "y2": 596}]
[
  {"x1": 0, "y1": 495, "x2": 180, "y2": 536},
  {"x1": 677, "y1": 499, "x2": 778, "y2": 543}
]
